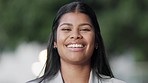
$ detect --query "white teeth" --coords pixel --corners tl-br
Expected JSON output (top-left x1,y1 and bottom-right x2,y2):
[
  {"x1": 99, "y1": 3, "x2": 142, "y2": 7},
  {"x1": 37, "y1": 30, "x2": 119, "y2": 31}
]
[{"x1": 67, "y1": 44, "x2": 84, "y2": 48}]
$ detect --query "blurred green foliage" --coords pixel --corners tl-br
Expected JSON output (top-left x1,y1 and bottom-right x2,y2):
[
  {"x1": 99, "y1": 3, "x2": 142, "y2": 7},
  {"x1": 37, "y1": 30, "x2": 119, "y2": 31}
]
[{"x1": 0, "y1": 0, "x2": 148, "y2": 61}]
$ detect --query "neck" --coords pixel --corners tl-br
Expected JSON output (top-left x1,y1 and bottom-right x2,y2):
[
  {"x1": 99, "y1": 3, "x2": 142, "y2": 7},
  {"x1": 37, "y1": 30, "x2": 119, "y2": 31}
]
[{"x1": 60, "y1": 60, "x2": 91, "y2": 83}]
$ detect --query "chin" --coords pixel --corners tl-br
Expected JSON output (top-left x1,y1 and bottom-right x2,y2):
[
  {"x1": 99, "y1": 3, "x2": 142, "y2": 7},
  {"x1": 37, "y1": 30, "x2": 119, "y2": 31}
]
[{"x1": 66, "y1": 58, "x2": 90, "y2": 65}]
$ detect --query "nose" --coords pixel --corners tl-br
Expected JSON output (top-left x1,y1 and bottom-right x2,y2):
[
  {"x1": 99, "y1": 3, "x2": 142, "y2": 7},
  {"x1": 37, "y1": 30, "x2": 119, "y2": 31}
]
[{"x1": 70, "y1": 30, "x2": 83, "y2": 39}]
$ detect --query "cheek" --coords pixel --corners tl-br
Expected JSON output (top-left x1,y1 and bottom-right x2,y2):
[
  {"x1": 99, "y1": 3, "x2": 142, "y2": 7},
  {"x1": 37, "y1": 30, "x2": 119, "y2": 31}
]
[
  {"x1": 88, "y1": 34, "x2": 95, "y2": 55},
  {"x1": 90, "y1": 35, "x2": 95, "y2": 43},
  {"x1": 86, "y1": 33, "x2": 95, "y2": 53},
  {"x1": 56, "y1": 30, "x2": 68, "y2": 45},
  {"x1": 56, "y1": 32, "x2": 62, "y2": 45},
  {"x1": 84, "y1": 32, "x2": 95, "y2": 44}
]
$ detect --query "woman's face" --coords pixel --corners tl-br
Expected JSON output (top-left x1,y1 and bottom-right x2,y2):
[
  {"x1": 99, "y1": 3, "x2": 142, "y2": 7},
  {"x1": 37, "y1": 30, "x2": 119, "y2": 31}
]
[{"x1": 54, "y1": 12, "x2": 95, "y2": 65}]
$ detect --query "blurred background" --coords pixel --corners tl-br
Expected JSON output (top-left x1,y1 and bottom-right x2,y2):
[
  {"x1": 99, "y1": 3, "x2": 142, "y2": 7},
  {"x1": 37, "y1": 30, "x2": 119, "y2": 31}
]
[{"x1": 0, "y1": 0, "x2": 148, "y2": 83}]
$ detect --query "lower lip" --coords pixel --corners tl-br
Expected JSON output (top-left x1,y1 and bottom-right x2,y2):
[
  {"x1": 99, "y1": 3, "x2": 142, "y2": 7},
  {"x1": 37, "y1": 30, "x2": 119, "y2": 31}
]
[{"x1": 66, "y1": 47, "x2": 84, "y2": 52}]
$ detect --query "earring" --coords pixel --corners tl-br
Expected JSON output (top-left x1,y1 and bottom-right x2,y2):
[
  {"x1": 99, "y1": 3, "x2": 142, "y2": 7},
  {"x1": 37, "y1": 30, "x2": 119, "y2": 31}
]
[
  {"x1": 54, "y1": 42, "x2": 57, "y2": 49},
  {"x1": 54, "y1": 45, "x2": 57, "y2": 48}
]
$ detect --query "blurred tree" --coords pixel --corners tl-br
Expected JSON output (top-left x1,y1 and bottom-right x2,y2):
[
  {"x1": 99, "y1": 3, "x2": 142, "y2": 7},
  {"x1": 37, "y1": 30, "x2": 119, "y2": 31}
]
[
  {"x1": 0, "y1": 0, "x2": 148, "y2": 61},
  {"x1": 0, "y1": 0, "x2": 70, "y2": 51}
]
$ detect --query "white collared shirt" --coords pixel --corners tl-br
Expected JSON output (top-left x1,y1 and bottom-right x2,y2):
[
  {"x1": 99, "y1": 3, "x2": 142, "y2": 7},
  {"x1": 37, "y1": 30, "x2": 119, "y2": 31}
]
[
  {"x1": 47, "y1": 70, "x2": 126, "y2": 83},
  {"x1": 28, "y1": 70, "x2": 126, "y2": 83}
]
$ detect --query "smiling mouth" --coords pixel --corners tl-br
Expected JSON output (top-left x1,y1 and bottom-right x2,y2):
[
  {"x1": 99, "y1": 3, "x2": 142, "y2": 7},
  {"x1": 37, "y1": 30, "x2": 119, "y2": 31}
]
[{"x1": 66, "y1": 44, "x2": 85, "y2": 48}]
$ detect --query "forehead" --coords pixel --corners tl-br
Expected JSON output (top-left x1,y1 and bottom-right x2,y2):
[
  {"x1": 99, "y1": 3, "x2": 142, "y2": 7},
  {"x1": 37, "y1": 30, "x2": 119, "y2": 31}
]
[{"x1": 59, "y1": 12, "x2": 91, "y2": 24}]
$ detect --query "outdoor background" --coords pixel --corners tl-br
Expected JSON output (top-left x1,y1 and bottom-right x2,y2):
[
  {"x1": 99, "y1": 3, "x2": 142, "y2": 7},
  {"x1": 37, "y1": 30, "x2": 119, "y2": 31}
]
[{"x1": 0, "y1": 0, "x2": 148, "y2": 83}]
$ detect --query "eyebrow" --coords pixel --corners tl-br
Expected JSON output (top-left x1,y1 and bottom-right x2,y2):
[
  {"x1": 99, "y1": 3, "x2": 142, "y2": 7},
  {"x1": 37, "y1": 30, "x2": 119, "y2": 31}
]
[
  {"x1": 59, "y1": 23, "x2": 93, "y2": 28},
  {"x1": 79, "y1": 23, "x2": 92, "y2": 28},
  {"x1": 59, "y1": 23, "x2": 72, "y2": 27}
]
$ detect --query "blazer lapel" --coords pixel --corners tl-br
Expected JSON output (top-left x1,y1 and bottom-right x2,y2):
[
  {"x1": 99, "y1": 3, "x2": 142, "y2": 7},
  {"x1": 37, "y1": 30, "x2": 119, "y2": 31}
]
[{"x1": 49, "y1": 71, "x2": 63, "y2": 83}]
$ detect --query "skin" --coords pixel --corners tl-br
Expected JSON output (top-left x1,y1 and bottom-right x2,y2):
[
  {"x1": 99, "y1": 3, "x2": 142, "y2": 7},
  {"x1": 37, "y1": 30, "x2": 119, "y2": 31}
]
[{"x1": 54, "y1": 12, "x2": 95, "y2": 83}]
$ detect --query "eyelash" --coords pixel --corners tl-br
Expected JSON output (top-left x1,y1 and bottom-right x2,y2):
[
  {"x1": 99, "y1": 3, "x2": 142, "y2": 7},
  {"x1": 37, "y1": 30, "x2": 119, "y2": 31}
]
[
  {"x1": 61, "y1": 28, "x2": 71, "y2": 31},
  {"x1": 61, "y1": 28, "x2": 91, "y2": 32},
  {"x1": 80, "y1": 29, "x2": 91, "y2": 31}
]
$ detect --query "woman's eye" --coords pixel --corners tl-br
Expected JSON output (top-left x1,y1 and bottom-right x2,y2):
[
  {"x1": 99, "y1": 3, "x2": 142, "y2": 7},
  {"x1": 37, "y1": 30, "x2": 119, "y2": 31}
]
[
  {"x1": 61, "y1": 28, "x2": 71, "y2": 31},
  {"x1": 80, "y1": 28, "x2": 91, "y2": 31}
]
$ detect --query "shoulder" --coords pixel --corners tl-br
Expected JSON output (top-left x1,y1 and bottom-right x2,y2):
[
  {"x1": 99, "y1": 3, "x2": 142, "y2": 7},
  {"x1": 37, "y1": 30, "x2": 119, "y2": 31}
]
[
  {"x1": 26, "y1": 78, "x2": 44, "y2": 83},
  {"x1": 91, "y1": 71, "x2": 126, "y2": 83},
  {"x1": 26, "y1": 79, "x2": 37, "y2": 83},
  {"x1": 26, "y1": 80, "x2": 42, "y2": 83},
  {"x1": 111, "y1": 78, "x2": 126, "y2": 83},
  {"x1": 101, "y1": 78, "x2": 126, "y2": 83},
  {"x1": 27, "y1": 71, "x2": 63, "y2": 83},
  {"x1": 100, "y1": 75, "x2": 126, "y2": 83},
  {"x1": 97, "y1": 74, "x2": 126, "y2": 83}
]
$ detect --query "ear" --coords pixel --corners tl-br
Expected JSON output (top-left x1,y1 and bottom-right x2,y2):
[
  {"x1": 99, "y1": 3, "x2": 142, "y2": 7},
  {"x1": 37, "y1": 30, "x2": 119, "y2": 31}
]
[{"x1": 54, "y1": 41, "x2": 57, "y2": 48}]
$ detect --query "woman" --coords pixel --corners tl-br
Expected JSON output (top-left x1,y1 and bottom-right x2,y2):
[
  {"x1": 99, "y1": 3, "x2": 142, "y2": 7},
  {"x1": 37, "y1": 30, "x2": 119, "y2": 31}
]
[{"x1": 28, "y1": 1, "x2": 126, "y2": 83}]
